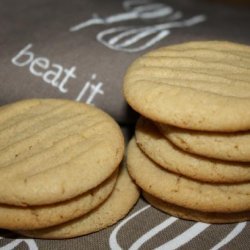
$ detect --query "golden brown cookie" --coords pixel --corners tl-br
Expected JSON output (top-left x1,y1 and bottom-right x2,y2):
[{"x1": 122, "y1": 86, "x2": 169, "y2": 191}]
[
  {"x1": 0, "y1": 99, "x2": 124, "y2": 206},
  {"x1": 135, "y1": 117, "x2": 250, "y2": 183},
  {"x1": 17, "y1": 165, "x2": 140, "y2": 239},
  {"x1": 143, "y1": 192, "x2": 250, "y2": 224},
  {"x1": 157, "y1": 123, "x2": 250, "y2": 162},
  {"x1": 127, "y1": 138, "x2": 250, "y2": 213},
  {"x1": 0, "y1": 170, "x2": 118, "y2": 230},
  {"x1": 123, "y1": 41, "x2": 250, "y2": 132}
]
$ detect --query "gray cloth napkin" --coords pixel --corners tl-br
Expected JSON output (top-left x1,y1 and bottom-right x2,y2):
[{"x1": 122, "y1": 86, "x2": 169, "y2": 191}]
[{"x1": 0, "y1": 0, "x2": 249, "y2": 124}]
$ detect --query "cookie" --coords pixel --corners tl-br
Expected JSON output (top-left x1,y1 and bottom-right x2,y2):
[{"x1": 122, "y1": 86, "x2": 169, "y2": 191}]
[
  {"x1": 157, "y1": 123, "x2": 250, "y2": 162},
  {"x1": 17, "y1": 165, "x2": 140, "y2": 239},
  {"x1": 127, "y1": 138, "x2": 250, "y2": 213},
  {"x1": 0, "y1": 99, "x2": 124, "y2": 206},
  {"x1": 143, "y1": 192, "x2": 250, "y2": 224},
  {"x1": 135, "y1": 117, "x2": 250, "y2": 183},
  {"x1": 123, "y1": 41, "x2": 250, "y2": 132},
  {"x1": 149, "y1": 40, "x2": 250, "y2": 59},
  {"x1": 0, "y1": 170, "x2": 118, "y2": 230}
]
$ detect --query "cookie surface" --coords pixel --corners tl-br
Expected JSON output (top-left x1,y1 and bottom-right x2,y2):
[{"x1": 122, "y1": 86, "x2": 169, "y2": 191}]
[
  {"x1": 123, "y1": 41, "x2": 250, "y2": 132},
  {"x1": 0, "y1": 99, "x2": 124, "y2": 206},
  {"x1": 158, "y1": 123, "x2": 250, "y2": 162},
  {"x1": 136, "y1": 117, "x2": 250, "y2": 183},
  {"x1": 127, "y1": 138, "x2": 250, "y2": 213},
  {"x1": 17, "y1": 165, "x2": 140, "y2": 239},
  {"x1": 143, "y1": 192, "x2": 250, "y2": 224},
  {"x1": 0, "y1": 170, "x2": 117, "y2": 230}
]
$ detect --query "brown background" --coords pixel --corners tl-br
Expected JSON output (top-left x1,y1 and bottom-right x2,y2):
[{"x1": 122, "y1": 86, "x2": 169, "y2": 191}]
[{"x1": 1, "y1": 0, "x2": 250, "y2": 124}]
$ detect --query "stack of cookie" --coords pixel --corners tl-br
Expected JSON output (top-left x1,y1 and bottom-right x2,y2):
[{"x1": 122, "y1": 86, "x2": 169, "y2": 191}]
[
  {"x1": 0, "y1": 99, "x2": 139, "y2": 238},
  {"x1": 124, "y1": 41, "x2": 250, "y2": 223}
]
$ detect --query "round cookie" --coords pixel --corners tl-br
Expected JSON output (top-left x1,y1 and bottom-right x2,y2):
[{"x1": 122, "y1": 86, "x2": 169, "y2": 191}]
[
  {"x1": 149, "y1": 40, "x2": 250, "y2": 60},
  {"x1": 157, "y1": 123, "x2": 250, "y2": 162},
  {"x1": 123, "y1": 41, "x2": 250, "y2": 132},
  {"x1": 136, "y1": 117, "x2": 250, "y2": 183},
  {"x1": 0, "y1": 170, "x2": 118, "y2": 230},
  {"x1": 127, "y1": 138, "x2": 250, "y2": 213},
  {"x1": 143, "y1": 192, "x2": 250, "y2": 224},
  {"x1": 17, "y1": 165, "x2": 140, "y2": 239},
  {"x1": 0, "y1": 99, "x2": 124, "y2": 206}
]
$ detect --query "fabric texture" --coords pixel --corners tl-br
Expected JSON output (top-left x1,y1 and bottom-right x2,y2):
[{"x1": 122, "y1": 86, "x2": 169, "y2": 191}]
[{"x1": 1, "y1": 0, "x2": 250, "y2": 124}]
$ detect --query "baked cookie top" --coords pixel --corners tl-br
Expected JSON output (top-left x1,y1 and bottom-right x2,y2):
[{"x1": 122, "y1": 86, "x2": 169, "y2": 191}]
[
  {"x1": 0, "y1": 99, "x2": 124, "y2": 206},
  {"x1": 123, "y1": 41, "x2": 250, "y2": 132}
]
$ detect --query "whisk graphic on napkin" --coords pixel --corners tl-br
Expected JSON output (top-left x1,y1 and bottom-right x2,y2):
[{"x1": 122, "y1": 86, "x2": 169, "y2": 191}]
[{"x1": 70, "y1": 1, "x2": 206, "y2": 52}]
